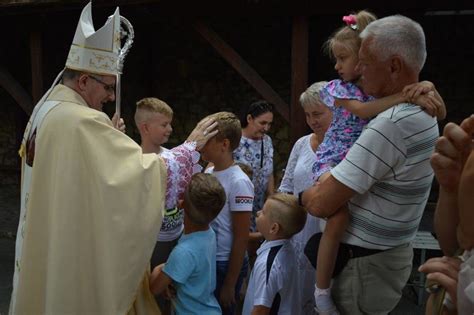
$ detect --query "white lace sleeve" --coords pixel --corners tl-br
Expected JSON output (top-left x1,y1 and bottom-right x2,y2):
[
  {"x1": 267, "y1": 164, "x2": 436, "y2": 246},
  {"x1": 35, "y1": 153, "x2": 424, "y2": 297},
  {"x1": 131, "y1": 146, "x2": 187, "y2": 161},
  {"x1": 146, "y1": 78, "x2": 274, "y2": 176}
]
[
  {"x1": 160, "y1": 142, "x2": 201, "y2": 209},
  {"x1": 278, "y1": 136, "x2": 305, "y2": 194}
]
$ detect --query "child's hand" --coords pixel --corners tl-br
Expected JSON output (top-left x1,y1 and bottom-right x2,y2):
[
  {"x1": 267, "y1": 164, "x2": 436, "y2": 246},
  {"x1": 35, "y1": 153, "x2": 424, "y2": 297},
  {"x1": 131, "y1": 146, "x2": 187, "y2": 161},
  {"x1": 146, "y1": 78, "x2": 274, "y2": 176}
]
[
  {"x1": 403, "y1": 81, "x2": 447, "y2": 120},
  {"x1": 403, "y1": 80, "x2": 434, "y2": 101},
  {"x1": 408, "y1": 89, "x2": 446, "y2": 121},
  {"x1": 411, "y1": 92, "x2": 442, "y2": 118}
]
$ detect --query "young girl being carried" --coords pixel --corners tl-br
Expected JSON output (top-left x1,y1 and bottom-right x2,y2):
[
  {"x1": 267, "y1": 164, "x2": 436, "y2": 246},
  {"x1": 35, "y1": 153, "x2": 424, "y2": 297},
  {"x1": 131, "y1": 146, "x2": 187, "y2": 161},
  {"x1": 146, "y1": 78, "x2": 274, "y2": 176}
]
[{"x1": 310, "y1": 10, "x2": 446, "y2": 315}]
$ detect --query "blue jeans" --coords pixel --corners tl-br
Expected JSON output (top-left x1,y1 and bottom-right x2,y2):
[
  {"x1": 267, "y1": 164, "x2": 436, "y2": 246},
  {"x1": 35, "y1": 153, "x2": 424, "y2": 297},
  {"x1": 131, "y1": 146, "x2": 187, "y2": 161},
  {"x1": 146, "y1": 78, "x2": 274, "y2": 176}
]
[{"x1": 215, "y1": 257, "x2": 249, "y2": 315}]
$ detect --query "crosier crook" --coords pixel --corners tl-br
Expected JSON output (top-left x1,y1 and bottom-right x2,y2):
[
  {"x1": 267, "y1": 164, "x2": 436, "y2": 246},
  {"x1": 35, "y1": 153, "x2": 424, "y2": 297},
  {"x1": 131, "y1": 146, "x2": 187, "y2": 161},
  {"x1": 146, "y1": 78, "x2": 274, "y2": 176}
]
[{"x1": 115, "y1": 15, "x2": 134, "y2": 124}]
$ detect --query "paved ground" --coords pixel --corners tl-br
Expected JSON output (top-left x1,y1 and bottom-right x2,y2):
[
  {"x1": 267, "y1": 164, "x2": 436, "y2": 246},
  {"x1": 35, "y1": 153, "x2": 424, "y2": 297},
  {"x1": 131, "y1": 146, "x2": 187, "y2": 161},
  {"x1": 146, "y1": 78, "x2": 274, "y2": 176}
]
[{"x1": 0, "y1": 180, "x2": 438, "y2": 314}]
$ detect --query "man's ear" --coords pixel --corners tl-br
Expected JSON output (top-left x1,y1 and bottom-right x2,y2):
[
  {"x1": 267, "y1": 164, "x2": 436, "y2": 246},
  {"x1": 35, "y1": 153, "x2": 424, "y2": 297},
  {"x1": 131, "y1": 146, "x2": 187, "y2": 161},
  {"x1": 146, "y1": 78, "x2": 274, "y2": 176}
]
[
  {"x1": 77, "y1": 73, "x2": 88, "y2": 91},
  {"x1": 390, "y1": 56, "x2": 403, "y2": 75}
]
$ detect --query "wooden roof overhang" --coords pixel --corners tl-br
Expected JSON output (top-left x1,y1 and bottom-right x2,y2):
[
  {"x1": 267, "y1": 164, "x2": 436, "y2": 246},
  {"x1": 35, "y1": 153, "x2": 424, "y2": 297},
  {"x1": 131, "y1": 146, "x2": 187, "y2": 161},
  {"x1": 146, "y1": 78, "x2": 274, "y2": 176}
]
[{"x1": 1, "y1": 0, "x2": 474, "y2": 143}]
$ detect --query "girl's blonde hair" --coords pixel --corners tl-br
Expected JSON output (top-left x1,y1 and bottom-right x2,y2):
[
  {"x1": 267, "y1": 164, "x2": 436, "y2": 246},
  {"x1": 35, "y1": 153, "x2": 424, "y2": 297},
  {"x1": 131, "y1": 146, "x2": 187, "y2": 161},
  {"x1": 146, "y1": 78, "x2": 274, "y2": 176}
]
[{"x1": 324, "y1": 10, "x2": 377, "y2": 59}]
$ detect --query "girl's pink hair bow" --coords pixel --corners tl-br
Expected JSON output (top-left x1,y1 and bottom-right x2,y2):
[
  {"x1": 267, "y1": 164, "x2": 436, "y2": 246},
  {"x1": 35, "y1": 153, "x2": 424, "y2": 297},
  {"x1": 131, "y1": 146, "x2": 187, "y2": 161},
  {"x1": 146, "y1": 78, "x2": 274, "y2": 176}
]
[{"x1": 342, "y1": 15, "x2": 358, "y2": 30}]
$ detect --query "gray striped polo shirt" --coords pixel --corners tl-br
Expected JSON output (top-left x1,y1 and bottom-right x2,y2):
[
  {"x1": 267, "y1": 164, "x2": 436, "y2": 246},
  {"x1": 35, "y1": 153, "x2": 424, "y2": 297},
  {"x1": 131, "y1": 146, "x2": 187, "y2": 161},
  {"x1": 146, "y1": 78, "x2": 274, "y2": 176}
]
[{"x1": 331, "y1": 103, "x2": 439, "y2": 250}]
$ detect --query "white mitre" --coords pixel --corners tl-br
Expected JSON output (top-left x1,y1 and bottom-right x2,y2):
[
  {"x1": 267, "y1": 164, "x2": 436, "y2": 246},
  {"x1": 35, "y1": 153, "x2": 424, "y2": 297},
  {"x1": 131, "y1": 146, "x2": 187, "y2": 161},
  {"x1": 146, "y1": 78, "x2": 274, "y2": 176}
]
[{"x1": 66, "y1": 2, "x2": 121, "y2": 76}]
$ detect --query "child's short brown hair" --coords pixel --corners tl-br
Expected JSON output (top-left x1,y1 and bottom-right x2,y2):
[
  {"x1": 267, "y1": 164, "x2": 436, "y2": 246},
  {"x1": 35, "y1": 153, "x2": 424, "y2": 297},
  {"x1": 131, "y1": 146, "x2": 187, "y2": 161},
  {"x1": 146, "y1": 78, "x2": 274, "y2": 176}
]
[
  {"x1": 267, "y1": 193, "x2": 307, "y2": 238},
  {"x1": 184, "y1": 173, "x2": 226, "y2": 225},
  {"x1": 205, "y1": 112, "x2": 242, "y2": 151},
  {"x1": 135, "y1": 97, "x2": 173, "y2": 126}
]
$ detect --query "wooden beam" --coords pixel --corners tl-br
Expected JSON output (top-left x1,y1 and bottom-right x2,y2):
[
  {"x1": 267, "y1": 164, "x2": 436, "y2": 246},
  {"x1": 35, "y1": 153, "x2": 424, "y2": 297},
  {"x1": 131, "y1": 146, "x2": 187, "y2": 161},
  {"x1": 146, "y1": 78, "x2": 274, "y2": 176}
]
[
  {"x1": 30, "y1": 30, "x2": 43, "y2": 104},
  {"x1": 194, "y1": 20, "x2": 289, "y2": 122},
  {"x1": 290, "y1": 16, "x2": 308, "y2": 144},
  {"x1": 0, "y1": 64, "x2": 33, "y2": 115}
]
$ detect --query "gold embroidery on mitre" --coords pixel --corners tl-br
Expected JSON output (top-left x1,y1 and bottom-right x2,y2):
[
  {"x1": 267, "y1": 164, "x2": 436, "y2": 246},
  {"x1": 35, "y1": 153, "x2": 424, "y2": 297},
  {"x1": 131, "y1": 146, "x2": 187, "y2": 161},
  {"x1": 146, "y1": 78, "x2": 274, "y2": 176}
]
[
  {"x1": 89, "y1": 52, "x2": 117, "y2": 71},
  {"x1": 66, "y1": 49, "x2": 80, "y2": 66}
]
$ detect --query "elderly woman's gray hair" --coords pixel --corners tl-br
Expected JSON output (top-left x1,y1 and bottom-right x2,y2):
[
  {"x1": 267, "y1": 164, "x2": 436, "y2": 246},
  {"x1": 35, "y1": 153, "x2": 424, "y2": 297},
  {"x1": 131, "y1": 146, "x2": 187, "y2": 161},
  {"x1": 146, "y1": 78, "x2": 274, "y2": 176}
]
[
  {"x1": 360, "y1": 15, "x2": 426, "y2": 73},
  {"x1": 299, "y1": 81, "x2": 328, "y2": 108}
]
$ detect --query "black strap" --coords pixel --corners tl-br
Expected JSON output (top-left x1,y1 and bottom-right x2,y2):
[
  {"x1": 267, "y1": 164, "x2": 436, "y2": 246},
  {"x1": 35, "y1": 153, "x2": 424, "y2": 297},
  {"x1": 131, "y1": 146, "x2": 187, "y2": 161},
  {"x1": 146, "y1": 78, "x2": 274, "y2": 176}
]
[
  {"x1": 266, "y1": 245, "x2": 283, "y2": 284},
  {"x1": 269, "y1": 293, "x2": 281, "y2": 315}
]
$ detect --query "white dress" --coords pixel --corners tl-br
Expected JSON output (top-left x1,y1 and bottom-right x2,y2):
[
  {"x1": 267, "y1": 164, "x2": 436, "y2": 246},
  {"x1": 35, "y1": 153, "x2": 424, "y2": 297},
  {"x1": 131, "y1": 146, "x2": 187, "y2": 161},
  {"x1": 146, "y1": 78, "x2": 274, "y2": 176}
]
[{"x1": 278, "y1": 134, "x2": 321, "y2": 314}]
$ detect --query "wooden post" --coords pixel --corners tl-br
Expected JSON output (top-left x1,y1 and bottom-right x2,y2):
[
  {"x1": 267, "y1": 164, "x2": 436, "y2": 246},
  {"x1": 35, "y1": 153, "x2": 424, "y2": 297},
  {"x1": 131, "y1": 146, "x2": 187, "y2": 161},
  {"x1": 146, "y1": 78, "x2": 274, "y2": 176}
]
[
  {"x1": 290, "y1": 16, "x2": 308, "y2": 145},
  {"x1": 194, "y1": 20, "x2": 289, "y2": 122},
  {"x1": 30, "y1": 30, "x2": 43, "y2": 104},
  {"x1": 0, "y1": 64, "x2": 33, "y2": 114}
]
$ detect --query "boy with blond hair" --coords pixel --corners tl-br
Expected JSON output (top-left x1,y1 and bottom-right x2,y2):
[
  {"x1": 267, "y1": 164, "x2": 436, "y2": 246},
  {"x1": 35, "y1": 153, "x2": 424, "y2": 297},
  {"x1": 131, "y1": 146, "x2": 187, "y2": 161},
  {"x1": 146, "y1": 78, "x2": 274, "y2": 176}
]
[
  {"x1": 135, "y1": 97, "x2": 180, "y2": 314},
  {"x1": 200, "y1": 112, "x2": 254, "y2": 315},
  {"x1": 150, "y1": 173, "x2": 226, "y2": 315},
  {"x1": 135, "y1": 97, "x2": 173, "y2": 154},
  {"x1": 242, "y1": 193, "x2": 306, "y2": 315}
]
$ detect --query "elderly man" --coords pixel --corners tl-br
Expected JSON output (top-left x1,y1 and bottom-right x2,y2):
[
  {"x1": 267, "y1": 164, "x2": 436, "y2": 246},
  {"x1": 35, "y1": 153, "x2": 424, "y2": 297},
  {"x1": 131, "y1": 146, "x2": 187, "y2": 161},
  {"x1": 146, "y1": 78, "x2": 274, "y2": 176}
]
[
  {"x1": 10, "y1": 2, "x2": 216, "y2": 314},
  {"x1": 301, "y1": 15, "x2": 439, "y2": 314}
]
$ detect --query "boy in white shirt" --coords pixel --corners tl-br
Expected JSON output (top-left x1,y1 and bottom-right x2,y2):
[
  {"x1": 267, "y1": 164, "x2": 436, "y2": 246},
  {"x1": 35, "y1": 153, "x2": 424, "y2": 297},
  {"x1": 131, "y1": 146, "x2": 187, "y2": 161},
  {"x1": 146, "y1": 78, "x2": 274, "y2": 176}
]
[
  {"x1": 243, "y1": 193, "x2": 307, "y2": 315},
  {"x1": 201, "y1": 112, "x2": 254, "y2": 315}
]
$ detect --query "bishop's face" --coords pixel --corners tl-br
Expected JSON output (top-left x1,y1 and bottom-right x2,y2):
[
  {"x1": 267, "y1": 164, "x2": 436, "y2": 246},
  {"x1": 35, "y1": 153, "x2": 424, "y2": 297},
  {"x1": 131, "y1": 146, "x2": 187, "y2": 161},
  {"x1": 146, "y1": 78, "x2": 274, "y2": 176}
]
[{"x1": 83, "y1": 74, "x2": 116, "y2": 111}]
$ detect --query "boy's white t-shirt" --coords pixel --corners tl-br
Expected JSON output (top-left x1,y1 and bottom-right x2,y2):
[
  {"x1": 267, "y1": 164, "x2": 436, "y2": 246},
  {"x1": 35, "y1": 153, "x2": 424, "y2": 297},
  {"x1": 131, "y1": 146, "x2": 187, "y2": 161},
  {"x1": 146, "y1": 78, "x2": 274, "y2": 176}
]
[{"x1": 206, "y1": 165, "x2": 254, "y2": 261}]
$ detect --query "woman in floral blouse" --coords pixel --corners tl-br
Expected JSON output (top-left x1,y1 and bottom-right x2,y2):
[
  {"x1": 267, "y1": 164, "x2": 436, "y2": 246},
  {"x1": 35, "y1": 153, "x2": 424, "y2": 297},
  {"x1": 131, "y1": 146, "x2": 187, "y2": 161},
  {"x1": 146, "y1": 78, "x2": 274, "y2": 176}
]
[{"x1": 233, "y1": 100, "x2": 274, "y2": 234}]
